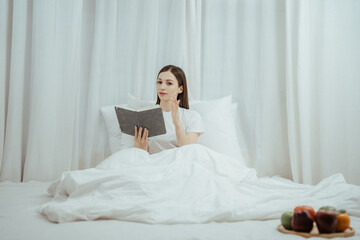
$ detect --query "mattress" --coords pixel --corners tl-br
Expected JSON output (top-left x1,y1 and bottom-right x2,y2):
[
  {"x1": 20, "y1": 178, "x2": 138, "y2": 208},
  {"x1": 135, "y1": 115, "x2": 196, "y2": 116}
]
[{"x1": 1, "y1": 181, "x2": 359, "y2": 240}]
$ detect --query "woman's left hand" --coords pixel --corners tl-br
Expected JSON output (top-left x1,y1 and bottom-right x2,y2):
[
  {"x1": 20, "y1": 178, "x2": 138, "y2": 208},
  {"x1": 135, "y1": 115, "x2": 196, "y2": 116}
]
[{"x1": 170, "y1": 97, "x2": 181, "y2": 125}]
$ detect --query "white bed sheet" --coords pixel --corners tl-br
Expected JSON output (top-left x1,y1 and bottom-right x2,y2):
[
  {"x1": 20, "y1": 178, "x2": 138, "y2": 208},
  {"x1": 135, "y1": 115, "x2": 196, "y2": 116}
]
[{"x1": 1, "y1": 181, "x2": 360, "y2": 240}]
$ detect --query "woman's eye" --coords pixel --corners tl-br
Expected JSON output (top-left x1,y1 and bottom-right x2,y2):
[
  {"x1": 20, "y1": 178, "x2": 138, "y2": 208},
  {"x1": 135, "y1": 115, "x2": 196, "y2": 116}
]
[
  {"x1": 157, "y1": 81, "x2": 162, "y2": 84},
  {"x1": 167, "y1": 82, "x2": 172, "y2": 85}
]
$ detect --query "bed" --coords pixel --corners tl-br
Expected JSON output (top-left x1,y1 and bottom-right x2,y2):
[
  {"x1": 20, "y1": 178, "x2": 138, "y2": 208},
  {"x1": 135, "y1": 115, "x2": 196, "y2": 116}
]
[
  {"x1": 1, "y1": 95, "x2": 360, "y2": 239},
  {"x1": 1, "y1": 180, "x2": 358, "y2": 240}
]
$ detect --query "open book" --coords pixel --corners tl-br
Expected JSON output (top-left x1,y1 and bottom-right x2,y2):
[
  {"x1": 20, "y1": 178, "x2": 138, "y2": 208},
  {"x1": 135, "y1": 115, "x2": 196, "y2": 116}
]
[{"x1": 114, "y1": 105, "x2": 166, "y2": 138}]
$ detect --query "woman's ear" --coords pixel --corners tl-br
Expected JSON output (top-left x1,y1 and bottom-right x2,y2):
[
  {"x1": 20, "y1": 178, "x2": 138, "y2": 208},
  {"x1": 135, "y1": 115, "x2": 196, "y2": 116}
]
[{"x1": 179, "y1": 86, "x2": 183, "y2": 93}]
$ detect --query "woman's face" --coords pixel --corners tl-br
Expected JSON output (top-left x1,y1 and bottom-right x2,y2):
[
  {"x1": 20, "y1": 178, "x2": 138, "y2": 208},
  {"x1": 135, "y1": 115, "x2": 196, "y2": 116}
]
[{"x1": 157, "y1": 71, "x2": 183, "y2": 102}]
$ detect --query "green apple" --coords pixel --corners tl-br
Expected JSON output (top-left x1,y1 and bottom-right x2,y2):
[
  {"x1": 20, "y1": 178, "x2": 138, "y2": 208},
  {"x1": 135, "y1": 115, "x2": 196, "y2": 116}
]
[{"x1": 281, "y1": 211, "x2": 293, "y2": 230}]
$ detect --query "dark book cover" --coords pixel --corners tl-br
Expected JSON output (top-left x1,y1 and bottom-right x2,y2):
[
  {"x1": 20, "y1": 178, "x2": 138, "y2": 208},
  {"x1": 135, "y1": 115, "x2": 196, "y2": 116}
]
[{"x1": 114, "y1": 105, "x2": 166, "y2": 138}]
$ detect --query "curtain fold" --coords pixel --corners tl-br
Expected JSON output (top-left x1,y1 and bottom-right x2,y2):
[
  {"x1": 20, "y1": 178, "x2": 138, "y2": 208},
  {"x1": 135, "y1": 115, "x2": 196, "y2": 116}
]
[
  {"x1": 1, "y1": 0, "x2": 31, "y2": 181},
  {"x1": 21, "y1": 0, "x2": 85, "y2": 181},
  {"x1": 285, "y1": 0, "x2": 360, "y2": 184},
  {"x1": 1, "y1": 0, "x2": 359, "y2": 185},
  {"x1": 0, "y1": 0, "x2": 12, "y2": 180},
  {"x1": 185, "y1": 0, "x2": 202, "y2": 100},
  {"x1": 201, "y1": 0, "x2": 292, "y2": 179}
]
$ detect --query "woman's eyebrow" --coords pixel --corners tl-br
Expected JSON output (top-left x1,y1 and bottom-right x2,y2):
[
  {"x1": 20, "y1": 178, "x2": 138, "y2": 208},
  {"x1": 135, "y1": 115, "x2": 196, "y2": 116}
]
[{"x1": 157, "y1": 78, "x2": 174, "y2": 82}]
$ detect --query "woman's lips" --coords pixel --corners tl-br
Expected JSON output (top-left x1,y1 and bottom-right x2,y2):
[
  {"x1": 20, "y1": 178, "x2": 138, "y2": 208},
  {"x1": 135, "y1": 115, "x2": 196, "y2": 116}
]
[{"x1": 159, "y1": 93, "x2": 167, "y2": 96}]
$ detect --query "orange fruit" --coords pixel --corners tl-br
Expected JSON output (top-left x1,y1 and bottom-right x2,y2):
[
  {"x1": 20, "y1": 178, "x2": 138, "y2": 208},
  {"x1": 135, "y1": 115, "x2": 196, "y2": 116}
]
[{"x1": 336, "y1": 213, "x2": 350, "y2": 232}]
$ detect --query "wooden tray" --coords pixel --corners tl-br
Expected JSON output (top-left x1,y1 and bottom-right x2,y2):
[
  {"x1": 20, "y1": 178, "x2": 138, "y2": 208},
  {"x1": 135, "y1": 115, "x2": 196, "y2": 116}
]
[{"x1": 277, "y1": 224, "x2": 355, "y2": 238}]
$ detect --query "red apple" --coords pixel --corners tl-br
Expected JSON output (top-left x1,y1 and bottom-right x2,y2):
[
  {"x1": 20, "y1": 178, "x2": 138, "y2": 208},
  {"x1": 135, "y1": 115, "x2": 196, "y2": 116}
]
[
  {"x1": 291, "y1": 210, "x2": 314, "y2": 232},
  {"x1": 315, "y1": 210, "x2": 338, "y2": 233}
]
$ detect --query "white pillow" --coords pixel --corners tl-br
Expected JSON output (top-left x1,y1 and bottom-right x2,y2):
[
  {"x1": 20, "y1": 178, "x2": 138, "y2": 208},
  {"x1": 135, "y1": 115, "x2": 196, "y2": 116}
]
[
  {"x1": 126, "y1": 94, "x2": 244, "y2": 163},
  {"x1": 189, "y1": 95, "x2": 232, "y2": 109},
  {"x1": 101, "y1": 94, "x2": 245, "y2": 165},
  {"x1": 127, "y1": 94, "x2": 156, "y2": 109},
  {"x1": 192, "y1": 102, "x2": 245, "y2": 165},
  {"x1": 100, "y1": 94, "x2": 157, "y2": 154},
  {"x1": 100, "y1": 103, "x2": 134, "y2": 154}
]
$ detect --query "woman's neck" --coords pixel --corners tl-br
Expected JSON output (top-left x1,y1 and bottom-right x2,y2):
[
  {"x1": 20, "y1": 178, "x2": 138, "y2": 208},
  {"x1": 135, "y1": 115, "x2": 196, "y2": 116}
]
[{"x1": 160, "y1": 100, "x2": 172, "y2": 112}]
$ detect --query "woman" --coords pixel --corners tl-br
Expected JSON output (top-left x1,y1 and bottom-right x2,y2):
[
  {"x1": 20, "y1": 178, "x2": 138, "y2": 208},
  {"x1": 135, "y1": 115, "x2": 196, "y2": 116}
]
[
  {"x1": 95, "y1": 65, "x2": 210, "y2": 170},
  {"x1": 135, "y1": 65, "x2": 204, "y2": 154}
]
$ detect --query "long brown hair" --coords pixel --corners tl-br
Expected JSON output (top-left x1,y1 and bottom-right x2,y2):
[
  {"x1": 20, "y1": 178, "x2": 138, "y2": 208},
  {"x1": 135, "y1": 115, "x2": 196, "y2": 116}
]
[{"x1": 156, "y1": 65, "x2": 189, "y2": 109}]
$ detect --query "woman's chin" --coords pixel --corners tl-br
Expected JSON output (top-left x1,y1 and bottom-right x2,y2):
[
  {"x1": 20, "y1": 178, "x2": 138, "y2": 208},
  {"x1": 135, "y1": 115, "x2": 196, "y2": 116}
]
[{"x1": 158, "y1": 96, "x2": 169, "y2": 101}]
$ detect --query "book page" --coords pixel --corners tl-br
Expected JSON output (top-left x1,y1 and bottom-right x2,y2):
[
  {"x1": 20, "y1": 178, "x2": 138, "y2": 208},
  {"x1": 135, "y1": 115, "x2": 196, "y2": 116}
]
[
  {"x1": 115, "y1": 105, "x2": 135, "y2": 111},
  {"x1": 138, "y1": 104, "x2": 160, "y2": 112}
]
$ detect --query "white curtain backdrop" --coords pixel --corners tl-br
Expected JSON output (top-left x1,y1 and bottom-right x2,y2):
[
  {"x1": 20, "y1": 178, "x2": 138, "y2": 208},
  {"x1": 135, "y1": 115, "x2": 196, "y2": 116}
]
[{"x1": 1, "y1": 0, "x2": 359, "y2": 185}]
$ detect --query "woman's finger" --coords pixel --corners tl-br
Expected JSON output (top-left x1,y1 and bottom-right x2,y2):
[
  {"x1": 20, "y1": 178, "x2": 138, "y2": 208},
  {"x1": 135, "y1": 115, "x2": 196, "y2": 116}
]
[
  {"x1": 134, "y1": 126, "x2": 138, "y2": 138},
  {"x1": 138, "y1": 127, "x2": 143, "y2": 140},
  {"x1": 142, "y1": 128, "x2": 147, "y2": 140},
  {"x1": 144, "y1": 129, "x2": 148, "y2": 140}
]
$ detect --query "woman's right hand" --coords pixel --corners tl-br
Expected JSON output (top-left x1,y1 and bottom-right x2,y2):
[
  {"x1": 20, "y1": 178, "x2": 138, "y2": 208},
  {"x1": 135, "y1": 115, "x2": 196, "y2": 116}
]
[{"x1": 134, "y1": 126, "x2": 149, "y2": 152}]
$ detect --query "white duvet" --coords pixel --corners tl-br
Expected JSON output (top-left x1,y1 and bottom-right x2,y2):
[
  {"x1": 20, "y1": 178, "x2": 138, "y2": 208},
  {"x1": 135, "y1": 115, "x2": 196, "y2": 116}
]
[{"x1": 40, "y1": 144, "x2": 360, "y2": 223}]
